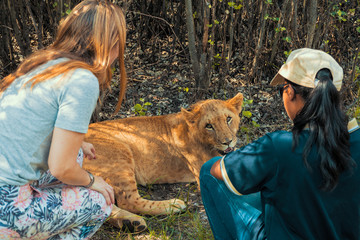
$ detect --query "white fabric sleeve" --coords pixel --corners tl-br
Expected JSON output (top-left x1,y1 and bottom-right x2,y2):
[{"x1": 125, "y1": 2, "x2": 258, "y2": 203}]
[{"x1": 220, "y1": 155, "x2": 243, "y2": 196}]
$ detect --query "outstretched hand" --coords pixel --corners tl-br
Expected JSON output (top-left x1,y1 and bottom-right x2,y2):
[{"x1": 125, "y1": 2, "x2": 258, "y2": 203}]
[
  {"x1": 82, "y1": 141, "x2": 96, "y2": 160},
  {"x1": 90, "y1": 175, "x2": 115, "y2": 205}
]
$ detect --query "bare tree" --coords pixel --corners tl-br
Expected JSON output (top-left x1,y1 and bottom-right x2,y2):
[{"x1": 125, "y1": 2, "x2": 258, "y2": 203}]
[{"x1": 305, "y1": 0, "x2": 317, "y2": 48}]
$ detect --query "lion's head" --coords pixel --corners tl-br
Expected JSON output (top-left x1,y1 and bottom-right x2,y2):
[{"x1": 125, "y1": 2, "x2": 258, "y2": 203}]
[{"x1": 181, "y1": 93, "x2": 243, "y2": 154}]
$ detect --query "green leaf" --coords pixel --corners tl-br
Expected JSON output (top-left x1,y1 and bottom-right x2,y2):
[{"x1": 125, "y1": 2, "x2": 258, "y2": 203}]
[
  {"x1": 242, "y1": 111, "x2": 252, "y2": 118},
  {"x1": 282, "y1": 36, "x2": 292, "y2": 43},
  {"x1": 139, "y1": 98, "x2": 145, "y2": 102},
  {"x1": 235, "y1": 4, "x2": 243, "y2": 10},
  {"x1": 214, "y1": 53, "x2": 221, "y2": 59},
  {"x1": 252, "y1": 121, "x2": 260, "y2": 127},
  {"x1": 243, "y1": 99, "x2": 253, "y2": 106},
  {"x1": 214, "y1": 19, "x2": 220, "y2": 24},
  {"x1": 240, "y1": 126, "x2": 249, "y2": 133},
  {"x1": 356, "y1": 26, "x2": 360, "y2": 33},
  {"x1": 134, "y1": 104, "x2": 142, "y2": 112},
  {"x1": 66, "y1": 9, "x2": 71, "y2": 15},
  {"x1": 284, "y1": 50, "x2": 292, "y2": 58},
  {"x1": 228, "y1": 2, "x2": 235, "y2": 7},
  {"x1": 144, "y1": 102, "x2": 152, "y2": 106}
]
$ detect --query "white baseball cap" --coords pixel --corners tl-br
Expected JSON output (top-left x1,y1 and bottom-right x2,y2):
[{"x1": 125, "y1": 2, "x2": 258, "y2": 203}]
[{"x1": 270, "y1": 48, "x2": 343, "y2": 91}]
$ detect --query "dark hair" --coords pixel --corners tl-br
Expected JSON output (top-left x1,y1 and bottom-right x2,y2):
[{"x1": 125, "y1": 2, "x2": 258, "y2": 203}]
[{"x1": 290, "y1": 68, "x2": 355, "y2": 191}]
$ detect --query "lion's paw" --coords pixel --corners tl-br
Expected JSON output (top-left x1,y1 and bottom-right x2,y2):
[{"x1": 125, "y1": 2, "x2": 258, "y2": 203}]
[
  {"x1": 108, "y1": 207, "x2": 147, "y2": 233},
  {"x1": 163, "y1": 198, "x2": 187, "y2": 214}
]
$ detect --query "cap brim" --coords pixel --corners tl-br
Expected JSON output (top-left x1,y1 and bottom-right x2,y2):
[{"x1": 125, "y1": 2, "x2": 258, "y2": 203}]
[{"x1": 270, "y1": 73, "x2": 285, "y2": 86}]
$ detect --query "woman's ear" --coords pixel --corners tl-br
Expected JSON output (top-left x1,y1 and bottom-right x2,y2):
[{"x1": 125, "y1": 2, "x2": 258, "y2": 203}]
[{"x1": 287, "y1": 85, "x2": 296, "y2": 101}]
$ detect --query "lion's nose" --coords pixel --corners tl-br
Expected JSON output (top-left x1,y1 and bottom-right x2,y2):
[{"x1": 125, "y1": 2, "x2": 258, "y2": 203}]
[{"x1": 222, "y1": 139, "x2": 232, "y2": 146}]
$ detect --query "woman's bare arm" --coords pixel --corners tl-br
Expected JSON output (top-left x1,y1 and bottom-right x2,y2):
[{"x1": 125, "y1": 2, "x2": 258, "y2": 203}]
[
  {"x1": 48, "y1": 127, "x2": 114, "y2": 205},
  {"x1": 210, "y1": 159, "x2": 224, "y2": 181}
]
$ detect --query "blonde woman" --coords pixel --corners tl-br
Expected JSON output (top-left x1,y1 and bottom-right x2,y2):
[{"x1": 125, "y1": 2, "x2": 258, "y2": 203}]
[{"x1": 0, "y1": 0, "x2": 127, "y2": 239}]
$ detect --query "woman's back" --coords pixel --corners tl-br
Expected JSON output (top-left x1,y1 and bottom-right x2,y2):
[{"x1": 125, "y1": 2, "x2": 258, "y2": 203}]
[
  {"x1": 262, "y1": 125, "x2": 360, "y2": 239},
  {"x1": 0, "y1": 58, "x2": 99, "y2": 186}
]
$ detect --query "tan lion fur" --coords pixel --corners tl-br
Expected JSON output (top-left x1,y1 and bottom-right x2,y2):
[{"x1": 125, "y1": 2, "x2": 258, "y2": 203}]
[{"x1": 83, "y1": 93, "x2": 243, "y2": 231}]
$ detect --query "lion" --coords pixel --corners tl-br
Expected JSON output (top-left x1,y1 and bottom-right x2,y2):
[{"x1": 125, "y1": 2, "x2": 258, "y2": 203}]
[{"x1": 83, "y1": 93, "x2": 243, "y2": 232}]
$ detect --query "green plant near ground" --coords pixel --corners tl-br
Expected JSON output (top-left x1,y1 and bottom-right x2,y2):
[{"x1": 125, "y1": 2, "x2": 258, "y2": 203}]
[
  {"x1": 142, "y1": 209, "x2": 213, "y2": 240},
  {"x1": 240, "y1": 98, "x2": 260, "y2": 144},
  {"x1": 178, "y1": 86, "x2": 189, "y2": 93},
  {"x1": 132, "y1": 98, "x2": 152, "y2": 116},
  {"x1": 92, "y1": 182, "x2": 213, "y2": 240}
]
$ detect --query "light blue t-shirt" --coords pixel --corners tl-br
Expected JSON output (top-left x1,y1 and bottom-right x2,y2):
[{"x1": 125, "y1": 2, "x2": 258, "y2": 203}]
[{"x1": 0, "y1": 58, "x2": 99, "y2": 186}]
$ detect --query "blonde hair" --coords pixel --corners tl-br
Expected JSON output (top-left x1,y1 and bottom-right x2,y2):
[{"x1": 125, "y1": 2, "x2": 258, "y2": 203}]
[{"x1": 0, "y1": 0, "x2": 127, "y2": 113}]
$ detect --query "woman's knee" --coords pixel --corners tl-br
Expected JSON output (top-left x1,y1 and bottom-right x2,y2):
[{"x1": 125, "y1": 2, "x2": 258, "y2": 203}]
[
  {"x1": 87, "y1": 189, "x2": 112, "y2": 219},
  {"x1": 62, "y1": 187, "x2": 111, "y2": 222}
]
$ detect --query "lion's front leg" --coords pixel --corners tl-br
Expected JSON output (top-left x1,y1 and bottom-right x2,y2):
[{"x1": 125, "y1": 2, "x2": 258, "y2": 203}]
[
  {"x1": 88, "y1": 142, "x2": 187, "y2": 217},
  {"x1": 182, "y1": 152, "x2": 217, "y2": 189},
  {"x1": 114, "y1": 166, "x2": 187, "y2": 215},
  {"x1": 108, "y1": 205, "x2": 147, "y2": 233}
]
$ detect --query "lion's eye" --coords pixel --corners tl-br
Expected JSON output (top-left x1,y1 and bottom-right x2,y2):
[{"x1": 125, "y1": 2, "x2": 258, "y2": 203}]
[
  {"x1": 227, "y1": 117, "x2": 232, "y2": 124},
  {"x1": 205, "y1": 123, "x2": 213, "y2": 130}
]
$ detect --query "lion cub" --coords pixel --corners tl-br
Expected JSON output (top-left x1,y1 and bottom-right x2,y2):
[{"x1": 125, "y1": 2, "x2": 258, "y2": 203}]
[{"x1": 83, "y1": 93, "x2": 243, "y2": 232}]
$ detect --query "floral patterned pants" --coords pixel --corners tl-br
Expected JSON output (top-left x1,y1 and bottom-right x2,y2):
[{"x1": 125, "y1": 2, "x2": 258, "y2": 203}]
[{"x1": 0, "y1": 149, "x2": 112, "y2": 239}]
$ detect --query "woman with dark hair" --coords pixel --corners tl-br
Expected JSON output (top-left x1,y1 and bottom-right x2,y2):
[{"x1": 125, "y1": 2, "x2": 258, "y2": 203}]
[
  {"x1": 0, "y1": 0, "x2": 127, "y2": 238},
  {"x1": 200, "y1": 48, "x2": 360, "y2": 239}
]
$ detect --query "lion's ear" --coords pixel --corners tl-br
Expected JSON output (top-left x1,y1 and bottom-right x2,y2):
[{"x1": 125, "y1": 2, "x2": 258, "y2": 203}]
[
  {"x1": 227, "y1": 93, "x2": 244, "y2": 114},
  {"x1": 181, "y1": 107, "x2": 196, "y2": 124}
]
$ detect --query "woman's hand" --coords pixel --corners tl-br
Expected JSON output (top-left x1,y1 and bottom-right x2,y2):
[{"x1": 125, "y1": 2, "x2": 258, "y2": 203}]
[
  {"x1": 82, "y1": 141, "x2": 96, "y2": 159},
  {"x1": 90, "y1": 175, "x2": 115, "y2": 205}
]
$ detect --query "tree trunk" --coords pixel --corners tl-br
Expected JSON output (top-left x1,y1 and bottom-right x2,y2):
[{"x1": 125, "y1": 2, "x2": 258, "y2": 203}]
[
  {"x1": 305, "y1": 0, "x2": 317, "y2": 48},
  {"x1": 270, "y1": 0, "x2": 290, "y2": 62},
  {"x1": 290, "y1": 0, "x2": 299, "y2": 42},
  {"x1": 24, "y1": 0, "x2": 43, "y2": 49},
  {"x1": 7, "y1": 0, "x2": 28, "y2": 57},
  {"x1": 250, "y1": 0, "x2": 268, "y2": 81},
  {"x1": 185, "y1": 0, "x2": 201, "y2": 87}
]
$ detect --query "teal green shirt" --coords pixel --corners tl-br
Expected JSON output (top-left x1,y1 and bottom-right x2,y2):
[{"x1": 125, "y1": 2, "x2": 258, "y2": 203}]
[{"x1": 221, "y1": 121, "x2": 360, "y2": 240}]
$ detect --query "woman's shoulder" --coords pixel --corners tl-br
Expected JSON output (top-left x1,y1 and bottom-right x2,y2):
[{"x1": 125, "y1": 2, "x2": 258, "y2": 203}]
[
  {"x1": 68, "y1": 67, "x2": 98, "y2": 82},
  {"x1": 59, "y1": 64, "x2": 99, "y2": 89},
  {"x1": 45, "y1": 58, "x2": 97, "y2": 81},
  {"x1": 266, "y1": 130, "x2": 293, "y2": 142}
]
